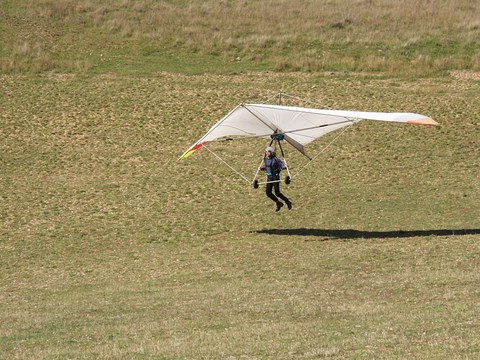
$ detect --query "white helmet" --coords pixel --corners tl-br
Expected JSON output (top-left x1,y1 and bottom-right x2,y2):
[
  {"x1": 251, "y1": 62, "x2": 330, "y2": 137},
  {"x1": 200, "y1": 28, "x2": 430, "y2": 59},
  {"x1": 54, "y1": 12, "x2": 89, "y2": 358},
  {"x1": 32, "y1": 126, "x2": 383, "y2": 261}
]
[{"x1": 265, "y1": 146, "x2": 275, "y2": 153}]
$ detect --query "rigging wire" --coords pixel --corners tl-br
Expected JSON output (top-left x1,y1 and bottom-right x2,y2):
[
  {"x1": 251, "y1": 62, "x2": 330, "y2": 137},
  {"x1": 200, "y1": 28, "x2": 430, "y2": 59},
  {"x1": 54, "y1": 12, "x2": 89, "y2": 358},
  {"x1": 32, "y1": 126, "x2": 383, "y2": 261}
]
[
  {"x1": 292, "y1": 122, "x2": 354, "y2": 179},
  {"x1": 203, "y1": 144, "x2": 251, "y2": 184},
  {"x1": 275, "y1": 92, "x2": 335, "y2": 110}
]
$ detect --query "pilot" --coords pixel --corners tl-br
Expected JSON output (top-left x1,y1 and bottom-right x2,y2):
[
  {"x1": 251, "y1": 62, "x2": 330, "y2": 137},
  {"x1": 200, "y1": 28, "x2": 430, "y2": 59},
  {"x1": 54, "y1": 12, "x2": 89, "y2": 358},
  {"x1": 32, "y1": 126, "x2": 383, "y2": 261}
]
[{"x1": 259, "y1": 146, "x2": 292, "y2": 211}]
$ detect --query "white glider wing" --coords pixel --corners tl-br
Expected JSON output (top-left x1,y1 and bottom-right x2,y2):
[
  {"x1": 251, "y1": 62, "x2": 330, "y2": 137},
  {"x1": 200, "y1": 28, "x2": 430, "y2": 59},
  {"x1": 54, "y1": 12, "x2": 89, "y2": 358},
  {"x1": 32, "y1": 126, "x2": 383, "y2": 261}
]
[{"x1": 179, "y1": 103, "x2": 437, "y2": 159}]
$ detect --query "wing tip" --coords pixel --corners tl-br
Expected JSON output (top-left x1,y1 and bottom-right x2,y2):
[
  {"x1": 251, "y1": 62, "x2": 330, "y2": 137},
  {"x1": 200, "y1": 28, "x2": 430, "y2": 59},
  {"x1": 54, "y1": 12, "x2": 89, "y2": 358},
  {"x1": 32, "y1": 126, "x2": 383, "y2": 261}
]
[
  {"x1": 407, "y1": 117, "x2": 439, "y2": 126},
  {"x1": 178, "y1": 142, "x2": 207, "y2": 160}
]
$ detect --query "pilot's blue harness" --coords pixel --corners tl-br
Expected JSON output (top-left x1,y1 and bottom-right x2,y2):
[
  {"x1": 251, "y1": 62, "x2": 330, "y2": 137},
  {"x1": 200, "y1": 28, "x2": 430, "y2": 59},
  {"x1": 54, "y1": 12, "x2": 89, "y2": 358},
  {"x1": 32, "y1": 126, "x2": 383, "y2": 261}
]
[{"x1": 264, "y1": 156, "x2": 283, "y2": 181}]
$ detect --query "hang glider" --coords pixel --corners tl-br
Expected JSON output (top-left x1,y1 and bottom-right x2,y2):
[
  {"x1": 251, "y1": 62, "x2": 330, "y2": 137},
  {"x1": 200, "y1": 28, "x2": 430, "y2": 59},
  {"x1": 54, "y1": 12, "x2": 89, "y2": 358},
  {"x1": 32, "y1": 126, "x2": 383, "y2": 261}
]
[
  {"x1": 179, "y1": 102, "x2": 438, "y2": 160},
  {"x1": 179, "y1": 95, "x2": 438, "y2": 187}
]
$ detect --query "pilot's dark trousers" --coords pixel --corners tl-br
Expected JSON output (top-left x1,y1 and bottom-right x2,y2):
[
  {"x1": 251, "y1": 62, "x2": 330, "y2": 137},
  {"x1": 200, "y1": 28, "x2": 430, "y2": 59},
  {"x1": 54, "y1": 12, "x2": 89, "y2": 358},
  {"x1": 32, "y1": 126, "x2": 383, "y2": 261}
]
[{"x1": 266, "y1": 180, "x2": 289, "y2": 204}]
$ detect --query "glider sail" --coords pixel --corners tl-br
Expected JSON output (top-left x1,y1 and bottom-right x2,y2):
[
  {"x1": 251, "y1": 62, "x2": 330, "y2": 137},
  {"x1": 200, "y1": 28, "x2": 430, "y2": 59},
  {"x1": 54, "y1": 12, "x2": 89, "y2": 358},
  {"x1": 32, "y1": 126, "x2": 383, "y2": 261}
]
[{"x1": 179, "y1": 103, "x2": 438, "y2": 160}]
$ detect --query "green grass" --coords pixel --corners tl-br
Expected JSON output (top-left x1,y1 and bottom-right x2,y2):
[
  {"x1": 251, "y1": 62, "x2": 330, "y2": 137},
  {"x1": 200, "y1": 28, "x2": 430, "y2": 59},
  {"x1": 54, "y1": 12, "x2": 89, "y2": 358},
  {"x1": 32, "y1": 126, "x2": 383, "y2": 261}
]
[
  {"x1": 1, "y1": 0, "x2": 480, "y2": 358},
  {"x1": 1, "y1": 71, "x2": 479, "y2": 359}
]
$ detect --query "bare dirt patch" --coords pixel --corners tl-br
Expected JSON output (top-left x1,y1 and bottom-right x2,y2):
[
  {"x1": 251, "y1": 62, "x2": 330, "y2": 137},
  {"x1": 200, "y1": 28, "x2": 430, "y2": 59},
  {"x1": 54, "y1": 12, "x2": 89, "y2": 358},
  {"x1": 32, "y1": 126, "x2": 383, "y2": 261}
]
[{"x1": 450, "y1": 70, "x2": 480, "y2": 81}]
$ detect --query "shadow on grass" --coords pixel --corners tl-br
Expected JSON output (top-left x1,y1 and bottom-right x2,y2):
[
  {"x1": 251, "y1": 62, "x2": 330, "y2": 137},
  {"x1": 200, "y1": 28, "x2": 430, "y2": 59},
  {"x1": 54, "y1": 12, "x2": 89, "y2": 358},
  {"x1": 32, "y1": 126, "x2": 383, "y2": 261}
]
[{"x1": 253, "y1": 228, "x2": 480, "y2": 241}]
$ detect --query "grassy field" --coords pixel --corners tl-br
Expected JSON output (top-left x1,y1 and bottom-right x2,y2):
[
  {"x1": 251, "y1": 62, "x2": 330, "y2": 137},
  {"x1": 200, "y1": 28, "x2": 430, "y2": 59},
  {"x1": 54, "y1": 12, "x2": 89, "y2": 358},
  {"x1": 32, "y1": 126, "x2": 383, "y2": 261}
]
[{"x1": 1, "y1": 1, "x2": 480, "y2": 359}]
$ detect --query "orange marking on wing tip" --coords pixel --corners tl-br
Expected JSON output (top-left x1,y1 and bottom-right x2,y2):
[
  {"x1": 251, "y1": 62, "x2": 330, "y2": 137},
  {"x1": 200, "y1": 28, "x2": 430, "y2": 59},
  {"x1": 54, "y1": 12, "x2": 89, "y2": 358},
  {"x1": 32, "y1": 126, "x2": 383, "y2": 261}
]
[{"x1": 407, "y1": 118, "x2": 439, "y2": 126}]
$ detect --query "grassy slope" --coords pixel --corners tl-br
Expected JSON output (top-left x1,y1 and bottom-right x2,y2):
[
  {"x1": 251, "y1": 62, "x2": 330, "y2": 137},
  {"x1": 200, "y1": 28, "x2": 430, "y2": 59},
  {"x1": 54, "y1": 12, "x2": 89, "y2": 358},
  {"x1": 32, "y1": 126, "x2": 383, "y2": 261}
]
[
  {"x1": 1, "y1": 0, "x2": 479, "y2": 74},
  {"x1": 1, "y1": 1, "x2": 480, "y2": 359},
  {"x1": 2, "y1": 72, "x2": 479, "y2": 359}
]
